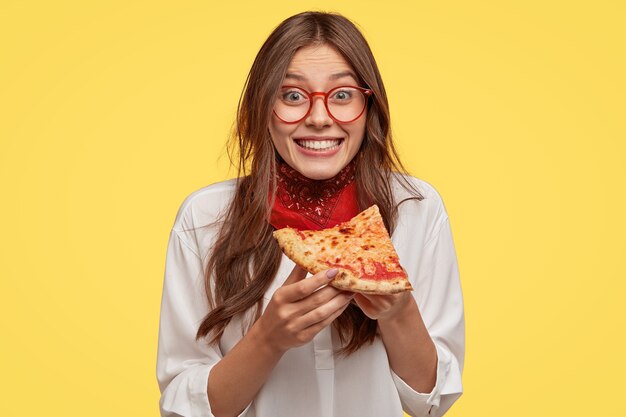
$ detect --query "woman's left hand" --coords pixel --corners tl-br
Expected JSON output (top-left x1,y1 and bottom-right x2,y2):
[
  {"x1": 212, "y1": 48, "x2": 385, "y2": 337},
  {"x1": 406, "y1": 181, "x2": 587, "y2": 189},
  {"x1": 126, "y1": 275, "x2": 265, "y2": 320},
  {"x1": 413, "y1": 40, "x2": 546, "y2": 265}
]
[{"x1": 352, "y1": 291, "x2": 413, "y2": 321}]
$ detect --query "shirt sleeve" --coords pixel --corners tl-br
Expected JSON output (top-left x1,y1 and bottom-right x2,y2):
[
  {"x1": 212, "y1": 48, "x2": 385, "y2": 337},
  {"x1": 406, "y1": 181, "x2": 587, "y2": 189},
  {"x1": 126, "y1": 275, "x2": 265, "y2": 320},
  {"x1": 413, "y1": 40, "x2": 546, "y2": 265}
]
[
  {"x1": 391, "y1": 217, "x2": 465, "y2": 417},
  {"x1": 156, "y1": 229, "x2": 253, "y2": 417}
]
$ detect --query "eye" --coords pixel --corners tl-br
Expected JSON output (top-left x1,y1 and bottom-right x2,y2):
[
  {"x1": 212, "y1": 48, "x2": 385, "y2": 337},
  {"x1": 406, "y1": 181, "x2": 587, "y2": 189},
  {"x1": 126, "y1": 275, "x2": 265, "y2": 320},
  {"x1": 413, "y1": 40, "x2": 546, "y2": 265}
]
[
  {"x1": 279, "y1": 88, "x2": 308, "y2": 105},
  {"x1": 330, "y1": 88, "x2": 355, "y2": 102},
  {"x1": 285, "y1": 92, "x2": 303, "y2": 101}
]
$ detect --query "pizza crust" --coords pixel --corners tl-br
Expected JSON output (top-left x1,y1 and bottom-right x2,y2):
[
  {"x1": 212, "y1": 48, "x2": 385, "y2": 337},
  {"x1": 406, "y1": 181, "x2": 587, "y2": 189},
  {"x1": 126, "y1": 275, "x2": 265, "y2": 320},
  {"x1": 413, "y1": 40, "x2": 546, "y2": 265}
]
[
  {"x1": 272, "y1": 227, "x2": 325, "y2": 274},
  {"x1": 330, "y1": 269, "x2": 413, "y2": 295}
]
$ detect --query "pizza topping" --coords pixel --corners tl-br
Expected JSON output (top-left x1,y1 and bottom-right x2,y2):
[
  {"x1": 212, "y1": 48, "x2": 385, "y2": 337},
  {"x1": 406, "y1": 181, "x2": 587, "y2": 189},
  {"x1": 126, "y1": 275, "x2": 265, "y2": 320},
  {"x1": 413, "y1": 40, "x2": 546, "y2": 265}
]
[
  {"x1": 323, "y1": 261, "x2": 359, "y2": 276},
  {"x1": 361, "y1": 260, "x2": 405, "y2": 281},
  {"x1": 321, "y1": 260, "x2": 404, "y2": 281}
]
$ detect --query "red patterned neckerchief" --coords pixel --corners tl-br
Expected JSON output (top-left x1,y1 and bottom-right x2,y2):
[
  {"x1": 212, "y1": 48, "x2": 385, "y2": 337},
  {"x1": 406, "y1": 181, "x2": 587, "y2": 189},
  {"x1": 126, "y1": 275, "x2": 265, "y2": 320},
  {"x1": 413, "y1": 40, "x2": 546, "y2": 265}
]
[{"x1": 269, "y1": 161, "x2": 359, "y2": 231}]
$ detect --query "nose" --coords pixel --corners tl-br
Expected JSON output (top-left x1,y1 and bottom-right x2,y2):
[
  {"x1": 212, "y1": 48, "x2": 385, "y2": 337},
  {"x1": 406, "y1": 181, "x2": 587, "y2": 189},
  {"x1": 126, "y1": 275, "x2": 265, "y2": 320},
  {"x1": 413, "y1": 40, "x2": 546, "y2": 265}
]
[{"x1": 305, "y1": 95, "x2": 333, "y2": 128}]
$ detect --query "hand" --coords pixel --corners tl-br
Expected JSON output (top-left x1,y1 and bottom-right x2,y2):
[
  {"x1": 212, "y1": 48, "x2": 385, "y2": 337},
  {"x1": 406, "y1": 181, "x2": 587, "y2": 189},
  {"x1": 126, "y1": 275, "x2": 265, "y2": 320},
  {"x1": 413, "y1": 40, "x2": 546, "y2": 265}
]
[
  {"x1": 255, "y1": 266, "x2": 354, "y2": 353},
  {"x1": 352, "y1": 291, "x2": 413, "y2": 322}
]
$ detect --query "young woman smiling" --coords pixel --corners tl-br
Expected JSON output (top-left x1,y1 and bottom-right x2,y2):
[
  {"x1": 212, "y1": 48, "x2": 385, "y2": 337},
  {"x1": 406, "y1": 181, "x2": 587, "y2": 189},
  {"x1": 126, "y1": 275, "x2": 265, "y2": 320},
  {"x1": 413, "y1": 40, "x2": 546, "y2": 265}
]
[{"x1": 157, "y1": 11, "x2": 464, "y2": 417}]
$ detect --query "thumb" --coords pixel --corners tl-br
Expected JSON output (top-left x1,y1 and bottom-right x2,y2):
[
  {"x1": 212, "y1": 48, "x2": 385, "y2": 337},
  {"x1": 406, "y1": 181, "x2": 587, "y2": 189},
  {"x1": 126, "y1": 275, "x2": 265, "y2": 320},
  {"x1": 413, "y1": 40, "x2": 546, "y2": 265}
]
[{"x1": 281, "y1": 264, "x2": 308, "y2": 286}]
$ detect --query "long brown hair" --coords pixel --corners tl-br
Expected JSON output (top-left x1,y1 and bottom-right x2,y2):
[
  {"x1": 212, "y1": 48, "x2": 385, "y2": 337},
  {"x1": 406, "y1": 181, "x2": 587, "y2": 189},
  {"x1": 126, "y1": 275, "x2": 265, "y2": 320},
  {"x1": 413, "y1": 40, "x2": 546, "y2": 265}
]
[{"x1": 196, "y1": 11, "x2": 422, "y2": 355}]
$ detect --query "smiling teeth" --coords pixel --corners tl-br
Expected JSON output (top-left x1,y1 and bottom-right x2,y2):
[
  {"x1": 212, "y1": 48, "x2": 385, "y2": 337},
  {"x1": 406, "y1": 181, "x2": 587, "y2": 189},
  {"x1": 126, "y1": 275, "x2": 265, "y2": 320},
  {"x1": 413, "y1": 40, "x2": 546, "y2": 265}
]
[{"x1": 297, "y1": 139, "x2": 341, "y2": 151}]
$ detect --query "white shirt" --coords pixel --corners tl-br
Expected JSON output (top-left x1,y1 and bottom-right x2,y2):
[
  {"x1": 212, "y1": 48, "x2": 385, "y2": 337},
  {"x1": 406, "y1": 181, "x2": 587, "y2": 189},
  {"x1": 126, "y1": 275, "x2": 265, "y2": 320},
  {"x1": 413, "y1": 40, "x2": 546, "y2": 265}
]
[{"x1": 157, "y1": 174, "x2": 464, "y2": 417}]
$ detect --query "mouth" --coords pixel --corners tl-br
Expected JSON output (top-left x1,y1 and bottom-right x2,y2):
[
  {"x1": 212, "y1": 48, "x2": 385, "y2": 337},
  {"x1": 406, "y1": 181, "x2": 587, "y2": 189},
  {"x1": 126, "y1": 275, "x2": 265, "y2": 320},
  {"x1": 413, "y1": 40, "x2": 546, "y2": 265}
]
[{"x1": 293, "y1": 137, "x2": 344, "y2": 152}]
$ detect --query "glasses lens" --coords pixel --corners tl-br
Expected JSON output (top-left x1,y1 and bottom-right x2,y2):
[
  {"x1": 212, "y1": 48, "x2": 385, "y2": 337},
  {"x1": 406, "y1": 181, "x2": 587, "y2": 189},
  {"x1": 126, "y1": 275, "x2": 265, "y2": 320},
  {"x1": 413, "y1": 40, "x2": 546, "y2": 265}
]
[
  {"x1": 327, "y1": 87, "x2": 366, "y2": 122},
  {"x1": 274, "y1": 87, "x2": 310, "y2": 123}
]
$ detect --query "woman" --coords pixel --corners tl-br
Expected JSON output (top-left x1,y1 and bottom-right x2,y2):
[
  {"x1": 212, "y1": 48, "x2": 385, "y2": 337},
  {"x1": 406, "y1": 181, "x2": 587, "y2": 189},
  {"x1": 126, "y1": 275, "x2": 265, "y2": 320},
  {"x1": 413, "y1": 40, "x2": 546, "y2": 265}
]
[{"x1": 157, "y1": 11, "x2": 464, "y2": 417}]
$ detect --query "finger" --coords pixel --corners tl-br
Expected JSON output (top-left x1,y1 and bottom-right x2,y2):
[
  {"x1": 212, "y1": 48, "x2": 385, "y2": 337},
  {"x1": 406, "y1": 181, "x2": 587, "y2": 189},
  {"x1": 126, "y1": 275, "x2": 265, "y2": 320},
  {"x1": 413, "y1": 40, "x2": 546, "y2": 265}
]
[
  {"x1": 295, "y1": 291, "x2": 354, "y2": 329},
  {"x1": 281, "y1": 269, "x2": 339, "y2": 303},
  {"x1": 281, "y1": 264, "x2": 308, "y2": 287},
  {"x1": 293, "y1": 284, "x2": 343, "y2": 314},
  {"x1": 356, "y1": 293, "x2": 393, "y2": 309},
  {"x1": 300, "y1": 294, "x2": 353, "y2": 338},
  {"x1": 353, "y1": 293, "x2": 376, "y2": 314}
]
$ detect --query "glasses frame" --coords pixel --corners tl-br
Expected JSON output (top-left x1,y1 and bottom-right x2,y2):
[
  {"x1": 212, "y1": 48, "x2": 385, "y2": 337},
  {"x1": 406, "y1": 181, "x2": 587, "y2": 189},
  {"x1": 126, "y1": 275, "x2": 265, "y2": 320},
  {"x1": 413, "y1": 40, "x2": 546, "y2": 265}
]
[{"x1": 273, "y1": 85, "x2": 373, "y2": 124}]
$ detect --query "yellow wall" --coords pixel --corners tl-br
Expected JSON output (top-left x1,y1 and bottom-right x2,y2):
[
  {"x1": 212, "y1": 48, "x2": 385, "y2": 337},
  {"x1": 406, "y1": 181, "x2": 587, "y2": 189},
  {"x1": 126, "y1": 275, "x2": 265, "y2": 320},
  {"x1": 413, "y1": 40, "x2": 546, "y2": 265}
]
[{"x1": 1, "y1": 1, "x2": 624, "y2": 416}]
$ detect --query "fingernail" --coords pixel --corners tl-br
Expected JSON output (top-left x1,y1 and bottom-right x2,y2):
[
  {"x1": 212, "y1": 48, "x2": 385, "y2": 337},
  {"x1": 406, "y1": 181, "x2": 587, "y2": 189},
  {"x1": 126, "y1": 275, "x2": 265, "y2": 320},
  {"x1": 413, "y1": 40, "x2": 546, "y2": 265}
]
[{"x1": 326, "y1": 269, "x2": 338, "y2": 279}]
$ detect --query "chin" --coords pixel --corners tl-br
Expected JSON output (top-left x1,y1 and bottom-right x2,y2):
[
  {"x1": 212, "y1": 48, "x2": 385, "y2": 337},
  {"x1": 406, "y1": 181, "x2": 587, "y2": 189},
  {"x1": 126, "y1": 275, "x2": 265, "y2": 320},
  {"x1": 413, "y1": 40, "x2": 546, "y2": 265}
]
[{"x1": 295, "y1": 164, "x2": 342, "y2": 181}]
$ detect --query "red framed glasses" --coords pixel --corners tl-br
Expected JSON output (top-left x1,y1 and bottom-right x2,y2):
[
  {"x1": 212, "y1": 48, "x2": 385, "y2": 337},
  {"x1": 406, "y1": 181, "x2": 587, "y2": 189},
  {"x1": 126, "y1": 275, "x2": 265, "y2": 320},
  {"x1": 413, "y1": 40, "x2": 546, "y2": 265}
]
[{"x1": 273, "y1": 85, "x2": 373, "y2": 124}]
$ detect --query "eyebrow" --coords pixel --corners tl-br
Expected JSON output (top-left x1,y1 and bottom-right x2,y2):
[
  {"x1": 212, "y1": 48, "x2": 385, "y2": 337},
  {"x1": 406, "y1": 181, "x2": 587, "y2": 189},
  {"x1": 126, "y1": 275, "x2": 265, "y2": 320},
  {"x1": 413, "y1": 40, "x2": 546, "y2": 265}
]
[
  {"x1": 329, "y1": 71, "x2": 357, "y2": 81},
  {"x1": 284, "y1": 71, "x2": 358, "y2": 82}
]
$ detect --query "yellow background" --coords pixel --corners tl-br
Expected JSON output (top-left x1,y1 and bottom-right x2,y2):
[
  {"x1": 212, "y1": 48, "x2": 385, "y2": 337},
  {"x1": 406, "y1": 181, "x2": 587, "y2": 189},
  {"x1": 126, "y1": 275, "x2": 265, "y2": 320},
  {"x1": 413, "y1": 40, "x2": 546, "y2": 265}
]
[{"x1": 1, "y1": 0, "x2": 624, "y2": 416}]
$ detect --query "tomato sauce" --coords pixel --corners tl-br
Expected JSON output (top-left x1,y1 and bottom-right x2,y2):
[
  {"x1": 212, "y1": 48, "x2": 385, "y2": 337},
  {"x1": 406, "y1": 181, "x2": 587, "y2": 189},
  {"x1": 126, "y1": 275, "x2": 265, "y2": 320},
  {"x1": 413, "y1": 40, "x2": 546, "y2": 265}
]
[{"x1": 322, "y1": 260, "x2": 405, "y2": 281}]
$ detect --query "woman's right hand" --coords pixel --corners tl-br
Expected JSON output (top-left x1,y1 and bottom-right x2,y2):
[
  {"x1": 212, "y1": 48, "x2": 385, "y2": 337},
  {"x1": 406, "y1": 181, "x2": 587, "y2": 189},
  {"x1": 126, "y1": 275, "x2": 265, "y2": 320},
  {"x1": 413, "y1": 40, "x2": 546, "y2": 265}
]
[
  {"x1": 208, "y1": 266, "x2": 351, "y2": 416},
  {"x1": 255, "y1": 265, "x2": 354, "y2": 353}
]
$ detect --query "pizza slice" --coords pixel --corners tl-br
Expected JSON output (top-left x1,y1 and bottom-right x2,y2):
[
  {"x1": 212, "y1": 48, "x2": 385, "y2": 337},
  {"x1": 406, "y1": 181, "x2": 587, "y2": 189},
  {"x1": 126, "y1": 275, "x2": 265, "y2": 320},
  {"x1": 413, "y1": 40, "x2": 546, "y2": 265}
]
[{"x1": 272, "y1": 205, "x2": 413, "y2": 295}]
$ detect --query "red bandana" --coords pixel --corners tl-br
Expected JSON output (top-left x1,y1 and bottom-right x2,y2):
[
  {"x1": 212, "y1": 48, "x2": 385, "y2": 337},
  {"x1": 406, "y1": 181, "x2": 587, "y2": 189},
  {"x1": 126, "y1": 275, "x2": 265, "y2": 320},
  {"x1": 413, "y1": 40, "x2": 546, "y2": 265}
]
[{"x1": 269, "y1": 161, "x2": 359, "y2": 231}]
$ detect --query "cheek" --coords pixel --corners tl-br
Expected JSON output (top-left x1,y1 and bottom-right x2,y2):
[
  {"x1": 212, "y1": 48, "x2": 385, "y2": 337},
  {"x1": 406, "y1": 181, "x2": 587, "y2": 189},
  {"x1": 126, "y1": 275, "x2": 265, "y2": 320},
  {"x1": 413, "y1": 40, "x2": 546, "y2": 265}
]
[
  {"x1": 348, "y1": 119, "x2": 367, "y2": 151},
  {"x1": 269, "y1": 119, "x2": 291, "y2": 152}
]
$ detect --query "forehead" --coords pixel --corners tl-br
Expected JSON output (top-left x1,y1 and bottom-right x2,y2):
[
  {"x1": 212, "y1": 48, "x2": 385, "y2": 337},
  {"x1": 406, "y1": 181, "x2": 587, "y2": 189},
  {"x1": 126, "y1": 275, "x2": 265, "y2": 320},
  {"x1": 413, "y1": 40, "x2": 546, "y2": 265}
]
[{"x1": 286, "y1": 44, "x2": 356, "y2": 81}]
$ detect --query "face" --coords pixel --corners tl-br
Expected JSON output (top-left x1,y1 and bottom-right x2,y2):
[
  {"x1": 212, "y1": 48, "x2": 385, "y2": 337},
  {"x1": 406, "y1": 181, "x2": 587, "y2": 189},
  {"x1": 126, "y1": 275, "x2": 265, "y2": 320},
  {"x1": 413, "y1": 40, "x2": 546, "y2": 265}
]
[{"x1": 269, "y1": 44, "x2": 367, "y2": 180}]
